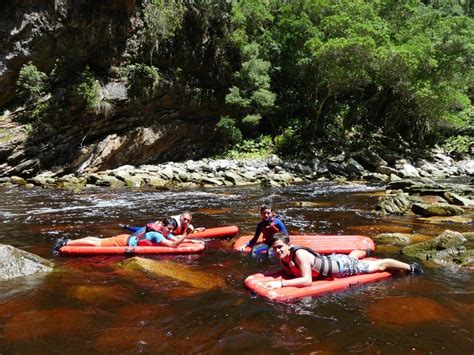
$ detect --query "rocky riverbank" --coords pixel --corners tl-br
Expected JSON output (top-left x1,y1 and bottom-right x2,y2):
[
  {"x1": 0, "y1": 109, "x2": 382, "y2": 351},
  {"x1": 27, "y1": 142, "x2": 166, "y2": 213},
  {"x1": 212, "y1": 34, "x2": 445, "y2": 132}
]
[{"x1": 1, "y1": 148, "x2": 473, "y2": 190}]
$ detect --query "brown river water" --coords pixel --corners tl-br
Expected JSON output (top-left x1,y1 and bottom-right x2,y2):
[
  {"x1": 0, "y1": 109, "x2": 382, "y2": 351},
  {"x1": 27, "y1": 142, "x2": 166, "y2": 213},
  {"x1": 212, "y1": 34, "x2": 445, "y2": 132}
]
[{"x1": 0, "y1": 182, "x2": 473, "y2": 353}]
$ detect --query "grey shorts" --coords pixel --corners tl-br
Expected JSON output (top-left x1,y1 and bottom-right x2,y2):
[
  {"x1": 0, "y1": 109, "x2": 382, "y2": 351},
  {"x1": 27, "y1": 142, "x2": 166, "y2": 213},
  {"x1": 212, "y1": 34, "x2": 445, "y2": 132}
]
[{"x1": 330, "y1": 254, "x2": 370, "y2": 277}]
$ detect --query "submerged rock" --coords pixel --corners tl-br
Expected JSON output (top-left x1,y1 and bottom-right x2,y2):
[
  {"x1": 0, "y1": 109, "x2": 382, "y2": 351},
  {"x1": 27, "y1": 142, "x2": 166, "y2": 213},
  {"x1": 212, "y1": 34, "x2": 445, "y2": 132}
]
[
  {"x1": 0, "y1": 244, "x2": 53, "y2": 280},
  {"x1": 3, "y1": 309, "x2": 94, "y2": 342},
  {"x1": 368, "y1": 296, "x2": 456, "y2": 326},
  {"x1": 117, "y1": 257, "x2": 226, "y2": 290}
]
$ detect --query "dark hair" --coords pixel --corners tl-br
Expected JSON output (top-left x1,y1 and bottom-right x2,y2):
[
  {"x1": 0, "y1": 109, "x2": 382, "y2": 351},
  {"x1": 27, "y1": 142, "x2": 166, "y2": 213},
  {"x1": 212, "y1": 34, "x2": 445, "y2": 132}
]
[
  {"x1": 162, "y1": 217, "x2": 176, "y2": 228},
  {"x1": 259, "y1": 204, "x2": 271, "y2": 213},
  {"x1": 272, "y1": 232, "x2": 290, "y2": 245}
]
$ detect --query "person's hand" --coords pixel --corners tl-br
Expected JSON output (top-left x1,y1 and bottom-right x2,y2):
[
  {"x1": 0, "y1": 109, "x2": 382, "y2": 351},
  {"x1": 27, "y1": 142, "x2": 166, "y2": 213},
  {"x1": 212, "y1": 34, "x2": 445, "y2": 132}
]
[
  {"x1": 194, "y1": 227, "x2": 206, "y2": 232},
  {"x1": 237, "y1": 244, "x2": 249, "y2": 251},
  {"x1": 264, "y1": 280, "x2": 283, "y2": 290}
]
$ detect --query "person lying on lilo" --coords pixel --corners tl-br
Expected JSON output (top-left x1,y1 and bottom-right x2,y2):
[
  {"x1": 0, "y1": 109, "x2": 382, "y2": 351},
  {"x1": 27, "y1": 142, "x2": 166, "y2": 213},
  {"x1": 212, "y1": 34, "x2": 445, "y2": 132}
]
[
  {"x1": 52, "y1": 217, "x2": 201, "y2": 254},
  {"x1": 264, "y1": 233, "x2": 423, "y2": 289},
  {"x1": 121, "y1": 211, "x2": 205, "y2": 235}
]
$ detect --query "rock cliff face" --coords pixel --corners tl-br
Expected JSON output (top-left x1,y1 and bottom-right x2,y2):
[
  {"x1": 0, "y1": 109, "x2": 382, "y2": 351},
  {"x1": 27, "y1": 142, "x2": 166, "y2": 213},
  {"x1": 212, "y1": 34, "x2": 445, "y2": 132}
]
[{"x1": 0, "y1": 0, "x2": 229, "y2": 177}]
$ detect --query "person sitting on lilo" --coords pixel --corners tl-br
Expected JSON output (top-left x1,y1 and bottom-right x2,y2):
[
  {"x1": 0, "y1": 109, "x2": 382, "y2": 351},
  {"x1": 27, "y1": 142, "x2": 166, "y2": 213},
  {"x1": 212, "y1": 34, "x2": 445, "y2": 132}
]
[
  {"x1": 237, "y1": 205, "x2": 288, "y2": 255},
  {"x1": 264, "y1": 233, "x2": 423, "y2": 289},
  {"x1": 52, "y1": 217, "x2": 200, "y2": 254}
]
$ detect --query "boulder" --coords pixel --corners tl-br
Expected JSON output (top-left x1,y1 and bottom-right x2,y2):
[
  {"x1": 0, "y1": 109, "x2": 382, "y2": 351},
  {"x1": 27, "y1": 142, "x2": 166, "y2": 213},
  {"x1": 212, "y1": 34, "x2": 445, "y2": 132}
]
[
  {"x1": 456, "y1": 159, "x2": 474, "y2": 175},
  {"x1": 394, "y1": 162, "x2": 420, "y2": 179},
  {"x1": 265, "y1": 154, "x2": 283, "y2": 168},
  {"x1": 411, "y1": 203, "x2": 464, "y2": 217},
  {"x1": 0, "y1": 245, "x2": 53, "y2": 280},
  {"x1": 375, "y1": 193, "x2": 421, "y2": 215},
  {"x1": 444, "y1": 192, "x2": 474, "y2": 207},
  {"x1": 10, "y1": 176, "x2": 27, "y2": 185},
  {"x1": 402, "y1": 230, "x2": 468, "y2": 266},
  {"x1": 372, "y1": 233, "x2": 412, "y2": 246}
]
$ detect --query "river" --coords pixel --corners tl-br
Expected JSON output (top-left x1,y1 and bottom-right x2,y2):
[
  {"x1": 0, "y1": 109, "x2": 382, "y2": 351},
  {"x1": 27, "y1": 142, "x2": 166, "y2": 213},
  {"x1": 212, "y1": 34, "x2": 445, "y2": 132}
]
[{"x1": 0, "y1": 182, "x2": 472, "y2": 353}]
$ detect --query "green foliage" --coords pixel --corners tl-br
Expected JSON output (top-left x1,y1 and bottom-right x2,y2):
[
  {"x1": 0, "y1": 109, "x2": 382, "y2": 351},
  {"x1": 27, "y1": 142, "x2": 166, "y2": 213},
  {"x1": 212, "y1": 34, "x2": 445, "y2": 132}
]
[
  {"x1": 30, "y1": 100, "x2": 49, "y2": 123},
  {"x1": 442, "y1": 135, "x2": 474, "y2": 155},
  {"x1": 74, "y1": 66, "x2": 101, "y2": 112},
  {"x1": 218, "y1": 135, "x2": 274, "y2": 159},
  {"x1": 16, "y1": 62, "x2": 47, "y2": 104},
  {"x1": 144, "y1": 0, "x2": 185, "y2": 58},
  {"x1": 274, "y1": 126, "x2": 301, "y2": 157},
  {"x1": 215, "y1": 116, "x2": 243, "y2": 151},
  {"x1": 126, "y1": 64, "x2": 160, "y2": 101}
]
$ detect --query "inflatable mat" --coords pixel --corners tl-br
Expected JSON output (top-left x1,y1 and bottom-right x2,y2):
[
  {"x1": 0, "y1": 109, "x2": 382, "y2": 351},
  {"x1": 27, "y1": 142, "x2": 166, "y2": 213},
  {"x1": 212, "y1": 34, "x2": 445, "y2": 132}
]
[
  {"x1": 59, "y1": 241, "x2": 205, "y2": 256},
  {"x1": 189, "y1": 225, "x2": 239, "y2": 239},
  {"x1": 233, "y1": 234, "x2": 375, "y2": 254},
  {"x1": 245, "y1": 265, "x2": 391, "y2": 302}
]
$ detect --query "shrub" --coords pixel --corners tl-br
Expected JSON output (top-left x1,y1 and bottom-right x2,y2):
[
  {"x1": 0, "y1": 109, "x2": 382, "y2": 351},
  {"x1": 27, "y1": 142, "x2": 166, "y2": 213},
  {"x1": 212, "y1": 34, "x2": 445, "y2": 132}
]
[
  {"x1": 275, "y1": 126, "x2": 301, "y2": 157},
  {"x1": 74, "y1": 66, "x2": 101, "y2": 112},
  {"x1": 217, "y1": 136, "x2": 274, "y2": 159},
  {"x1": 126, "y1": 64, "x2": 160, "y2": 101},
  {"x1": 215, "y1": 116, "x2": 243, "y2": 150},
  {"x1": 144, "y1": 0, "x2": 185, "y2": 58},
  {"x1": 16, "y1": 62, "x2": 47, "y2": 104},
  {"x1": 442, "y1": 135, "x2": 474, "y2": 156}
]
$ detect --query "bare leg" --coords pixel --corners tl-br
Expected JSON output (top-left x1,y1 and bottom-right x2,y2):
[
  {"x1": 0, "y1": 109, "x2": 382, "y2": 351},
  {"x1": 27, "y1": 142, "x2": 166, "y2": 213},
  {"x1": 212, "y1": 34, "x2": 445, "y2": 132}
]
[
  {"x1": 367, "y1": 258, "x2": 411, "y2": 273},
  {"x1": 66, "y1": 237, "x2": 103, "y2": 247}
]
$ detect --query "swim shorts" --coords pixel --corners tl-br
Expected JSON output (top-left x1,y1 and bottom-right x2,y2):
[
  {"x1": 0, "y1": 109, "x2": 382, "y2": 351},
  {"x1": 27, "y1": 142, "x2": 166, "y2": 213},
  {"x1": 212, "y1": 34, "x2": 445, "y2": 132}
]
[
  {"x1": 100, "y1": 234, "x2": 130, "y2": 247},
  {"x1": 330, "y1": 254, "x2": 370, "y2": 277}
]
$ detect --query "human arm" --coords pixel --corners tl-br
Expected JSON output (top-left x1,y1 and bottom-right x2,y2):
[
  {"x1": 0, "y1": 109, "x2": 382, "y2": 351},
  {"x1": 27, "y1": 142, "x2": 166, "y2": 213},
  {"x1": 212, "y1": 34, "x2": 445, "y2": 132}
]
[
  {"x1": 274, "y1": 219, "x2": 288, "y2": 235},
  {"x1": 155, "y1": 231, "x2": 188, "y2": 248},
  {"x1": 265, "y1": 250, "x2": 314, "y2": 289},
  {"x1": 237, "y1": 223, "x2": 262, "y2": 251}
]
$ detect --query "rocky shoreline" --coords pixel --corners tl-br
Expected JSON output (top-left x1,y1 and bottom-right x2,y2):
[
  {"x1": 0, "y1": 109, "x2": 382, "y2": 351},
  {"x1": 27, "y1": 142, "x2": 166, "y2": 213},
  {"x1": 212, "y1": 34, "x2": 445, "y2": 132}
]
[{"x1": 1, "y1": 148, "x2": 473, "y2": 190}]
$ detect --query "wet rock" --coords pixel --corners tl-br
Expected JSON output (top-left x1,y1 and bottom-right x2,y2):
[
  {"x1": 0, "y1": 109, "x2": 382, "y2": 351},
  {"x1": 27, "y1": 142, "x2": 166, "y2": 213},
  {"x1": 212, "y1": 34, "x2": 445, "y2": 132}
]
[
  {"x1": 0, "y1": 245, "x2": 53, "y2": 280},
  {"x1": 3, "y1": 309, "x2": 94, "y2": 342},
  {"x1": 10, "y1": 176, "x2": 27, "y2": 185},
  {"x1": 372, "y1": 233, "x2": 412, "y2": 246},
  {"x1": 402, "y1": 230, "x2": 469, "y2": 266},
  {"x1": 444, "y1": 192, "x2": 474, "y2": 207},
  {"x1": 201, "y1": 177, "x2": 224, "y2": 186},
  {"x1": 376, "y1": 165, "x2": 399, "y2": 176},
  {"x1": 93, "y1": 175, "x2": 125, "y2": 187},
  {"x1": 354, "y1": 148, "x2": 387, "y2": 168},
  {"x1": 411, "y1": 203, "x2": 464, "y2": 217},
  {"x1": 368, "y1": 296, "x2": 456, "y2": 326},
  {"x1": 416, "y1": 216, "x2": 472, "y2": 224},
  {"x1": 123, "y1": 175, "x2": 143, "y2": 187},
  {"x1": 265, "y1": 154, "x2": 283, "y2": 168},
  {"x1": 375, "y1": 192, "x2": 421, "y2": 215},
  {"x1": 394, "y1": 161, "x2": 420, "y2": 178},
  {"x1": 420, "y1": 195, "x2": 448, "y2": 204},
  {"x1": 117, "y1": 257, "x2": 225, "y2": 290},
  {"x1": 456, "y1": 159, "x2": 474, "y2": 175},
  {"x1": 344, "y1": 158, "x2": 366, "y2": 178},
  {"x1": 66, "y1": 285, "x2": 132, "y2": 307},
  {"x1": 144, "y1": 176, "x2": 168, "y2": 188},
  {"x1": 223, "y1": 171, "x2": 246, "y2": 185}
]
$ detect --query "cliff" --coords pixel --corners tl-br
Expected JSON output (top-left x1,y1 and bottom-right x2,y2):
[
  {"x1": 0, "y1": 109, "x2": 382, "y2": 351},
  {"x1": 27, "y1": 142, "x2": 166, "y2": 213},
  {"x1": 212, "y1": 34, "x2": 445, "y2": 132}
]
[{"x1": 0, "y1": 0, "x2": 233, "y2": 177}]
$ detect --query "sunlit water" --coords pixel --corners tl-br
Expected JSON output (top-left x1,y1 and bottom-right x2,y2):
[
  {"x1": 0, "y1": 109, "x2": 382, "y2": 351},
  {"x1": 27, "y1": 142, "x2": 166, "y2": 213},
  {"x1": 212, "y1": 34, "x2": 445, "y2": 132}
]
[{"x1": 0, "y1": 182, "x2": 472, "y2": 353}]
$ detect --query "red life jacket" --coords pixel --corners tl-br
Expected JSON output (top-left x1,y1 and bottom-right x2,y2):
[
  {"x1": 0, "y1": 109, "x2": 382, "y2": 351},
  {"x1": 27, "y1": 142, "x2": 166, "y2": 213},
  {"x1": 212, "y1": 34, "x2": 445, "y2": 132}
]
[
  {"x1": 135, "y1": 223, "x2": 166, "y2": 246},
  {"x1": 261, "y1": 222, "x2": 281, "y2": 244}
]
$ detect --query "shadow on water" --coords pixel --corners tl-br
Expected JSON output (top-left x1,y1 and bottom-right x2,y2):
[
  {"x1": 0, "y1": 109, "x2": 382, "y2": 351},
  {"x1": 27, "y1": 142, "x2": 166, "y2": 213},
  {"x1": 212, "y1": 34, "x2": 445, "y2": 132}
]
[{"x1": 0, "y1": 182, "x2": 473, "y2": 352}]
